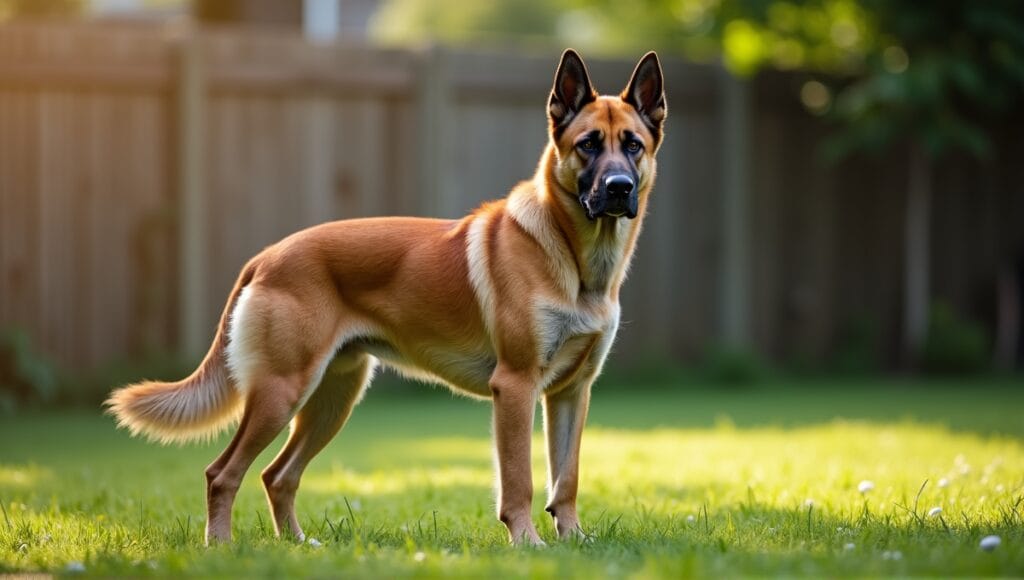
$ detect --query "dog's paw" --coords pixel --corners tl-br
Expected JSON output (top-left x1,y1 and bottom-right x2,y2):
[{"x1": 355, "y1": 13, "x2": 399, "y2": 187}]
[
  {"x1": 558, "y1": 526, "x2": 592, "y2": 544},
  {"x1": 515, "y1": 537, "x2": 547, "y2": 548},
  {"x1": 510, "y1": 528, "x2": 547, "y2": 548}
]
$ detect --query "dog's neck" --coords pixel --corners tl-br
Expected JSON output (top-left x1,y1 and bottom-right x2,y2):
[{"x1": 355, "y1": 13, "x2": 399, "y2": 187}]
[{"x1": 508, "y1": 145, "x2": 646, "y2": 300}]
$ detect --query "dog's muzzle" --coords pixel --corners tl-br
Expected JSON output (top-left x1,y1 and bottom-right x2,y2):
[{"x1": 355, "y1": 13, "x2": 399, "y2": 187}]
[{"x1": 581, "y1": 174, "x2": 638, "y2": 220}]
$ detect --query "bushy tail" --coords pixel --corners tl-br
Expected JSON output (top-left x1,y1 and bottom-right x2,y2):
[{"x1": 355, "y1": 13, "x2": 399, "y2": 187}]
[{"x1": 106, "y1": 263, "x2": 256, "y2": 444}]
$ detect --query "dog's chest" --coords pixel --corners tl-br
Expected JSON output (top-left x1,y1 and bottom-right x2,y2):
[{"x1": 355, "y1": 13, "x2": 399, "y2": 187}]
[{"x1": 535, "y1": 298, "x2": 619, "y2": 388}]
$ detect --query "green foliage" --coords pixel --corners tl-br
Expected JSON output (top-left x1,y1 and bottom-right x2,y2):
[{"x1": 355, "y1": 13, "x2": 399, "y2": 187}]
[
  {"x1": 599, "y1": 355, "x2": 689, "y2": 388},
  {"x1": 0, "y1": 328, "x2": 58, "y2": 413},
  {"x1": 823, "y1": 0, "x2": 1024, "y2": 161},
  {"x1": 369, "y1": 0, "x2": 873, "y2": 69},
  {"x1": 700, "y1": 344, "x2": 767, "y2": 385},
  {"x1": 0, "y1": 341, "x2": 195, "y2": 410},
  {"x1": 921, "y1": 302, "x2": 991, "y2": 375},
  {"x1": 716, "y1": 0, "x2": 875, "y2": 74},
  {"x1": 372, "y1": 0, "x2": 568, "y2": 49},
  {"x1": 59, "y1": 353, "x2": 195, "y2": 407},
  {"x1": 830, "y1": 313, "x2": 881, "y2": 374},
  {"x1": 2, "y1": 381, "x2": 1024, "y2": 576},
  {"x1": 0, "y1": 0, "x2": 83, "y2": 20},
  {"x1": 372, "y1": 0, "x2": 1024, "y2": 160}
]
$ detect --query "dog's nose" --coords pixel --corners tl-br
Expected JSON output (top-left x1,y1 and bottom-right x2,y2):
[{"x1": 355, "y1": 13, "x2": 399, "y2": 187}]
[{"x1": 604, "y1": 174, "x2": 634, "y2": 198}]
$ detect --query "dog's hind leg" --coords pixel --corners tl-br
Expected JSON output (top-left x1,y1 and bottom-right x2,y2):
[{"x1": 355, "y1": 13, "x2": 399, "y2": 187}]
[
  {"x1": 261, "y1": 352, "x2": 376, "y2": 541},
  {"x1": 204, "y1": 374, "x2": 302, "y2": 544},
  {"x1": 203, "y1": 282, "x2": 348, "y2": 544}
]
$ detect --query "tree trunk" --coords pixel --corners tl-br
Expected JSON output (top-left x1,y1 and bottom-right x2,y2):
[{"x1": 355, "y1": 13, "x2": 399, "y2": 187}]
[{"x1": 903, "y1": 143, "x2": 932, "y2": 366}]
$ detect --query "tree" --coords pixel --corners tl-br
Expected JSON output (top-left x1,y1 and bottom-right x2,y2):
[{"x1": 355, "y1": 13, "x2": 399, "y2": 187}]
[{"x1": 814, "y1": 0, "x2": 1024, "y2": 362}]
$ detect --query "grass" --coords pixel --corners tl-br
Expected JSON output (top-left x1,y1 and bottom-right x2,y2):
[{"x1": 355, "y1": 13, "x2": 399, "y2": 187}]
[{"x1": 1, "y1": 375, "x2": 1023, "y2": 577}]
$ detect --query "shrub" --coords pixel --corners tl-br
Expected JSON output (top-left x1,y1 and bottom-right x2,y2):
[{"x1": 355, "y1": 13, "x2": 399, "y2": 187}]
[
  {"x1": 831, "y1": 313, "x2": 882, "y2": 375},
  {"x1": 0, "y1": 327, "x2": 58, "y2": 412},
  {"x1": 701, "y1": 344, "x2": 765, "y2": 385},
  {"x1": 921, "y1": 302, "x2": 990, "y2": 375},
  {"x1": 61, "y1": 353, "x2": 196, "y2": 407}
]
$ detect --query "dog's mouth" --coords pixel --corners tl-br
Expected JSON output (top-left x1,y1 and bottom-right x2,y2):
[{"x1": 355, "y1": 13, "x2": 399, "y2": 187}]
[{"x1": 581, "y1": 196, "x2": 638, "y2": 221}]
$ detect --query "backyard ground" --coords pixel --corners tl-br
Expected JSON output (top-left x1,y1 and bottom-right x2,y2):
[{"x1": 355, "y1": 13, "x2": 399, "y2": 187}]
[{"x1": 1, "y1": 376, "x2": 1023, "y2": 577}]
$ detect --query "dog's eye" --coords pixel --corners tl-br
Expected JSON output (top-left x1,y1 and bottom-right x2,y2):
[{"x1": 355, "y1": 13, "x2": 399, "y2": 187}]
[
  {"x1": 578, "y1": 139, "x2": 597, "y2": 153},
  {"x1": 626, "y1": 140, "x2": 642, "y2": 153}
]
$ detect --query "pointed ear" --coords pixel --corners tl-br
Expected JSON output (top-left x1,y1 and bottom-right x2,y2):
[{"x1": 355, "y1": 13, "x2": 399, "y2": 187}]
[
  {"x1": 622, "y1": 52, "x2": 667, "y2": 140},
  {"x1": 549, "y1": 49, "x2": 597, "y2": 136}
]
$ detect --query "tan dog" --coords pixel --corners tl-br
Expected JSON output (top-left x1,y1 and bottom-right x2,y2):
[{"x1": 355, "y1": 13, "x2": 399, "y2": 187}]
[{"x1": 107, "y1": 49, "x2": 666, "y2": 546}]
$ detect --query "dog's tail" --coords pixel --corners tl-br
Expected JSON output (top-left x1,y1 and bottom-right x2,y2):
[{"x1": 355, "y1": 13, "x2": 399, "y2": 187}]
[{"x1": 105, "y1": 262, "x2": 257, "y2": 444}]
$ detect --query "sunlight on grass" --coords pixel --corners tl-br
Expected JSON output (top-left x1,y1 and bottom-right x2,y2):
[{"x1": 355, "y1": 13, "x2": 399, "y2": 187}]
[
  {"x1": 401, "y1": 437, "x2": 493, "y2": 462},
  {"x1": 303, "y1": 465, "x2": 493, "y2": 496},
  {"x1": 1, "y1": 382, "x2": 1022, "y2": 576},
  {"x1": 300, "y1": 422, "x2": 1022, "y2": 523},
  {"x1": 0, "y1": 466, "x2": 51, "y2": 489},
  {"x1": 580, "y1": 422, "x2": 1021, "y2": 518}
]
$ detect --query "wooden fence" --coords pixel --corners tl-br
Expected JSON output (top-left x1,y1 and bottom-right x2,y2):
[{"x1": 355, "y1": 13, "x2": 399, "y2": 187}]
[{"x1": 1, "y1": 22, "x2": 1021, "y2": 370}]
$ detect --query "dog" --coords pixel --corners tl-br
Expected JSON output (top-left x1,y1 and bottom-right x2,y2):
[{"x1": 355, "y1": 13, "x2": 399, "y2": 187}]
[{"x1": 107, "y1": 49, "x2": 666, "y2": 546}]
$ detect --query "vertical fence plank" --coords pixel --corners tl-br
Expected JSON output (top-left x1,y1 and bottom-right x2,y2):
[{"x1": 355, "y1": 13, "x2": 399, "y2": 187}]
[
  {"x1": 415, "y1": 47, "x2": 457, "y2": 218},
  {"x1": 718, "y1": 71, "x2": 754, "y2": 350},
  {"x1": 300, "y1": 96, "x2": 334, "y2": 225},
  {"x1": 178, "y1": 32, "x2": 209, "y2": 359}
]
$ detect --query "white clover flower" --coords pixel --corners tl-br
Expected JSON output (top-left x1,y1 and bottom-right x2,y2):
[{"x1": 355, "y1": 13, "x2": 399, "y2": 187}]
[
  {"x1": 307, "y1": 538, "x2": 323, "y2": 548},
  {"x1": 804, "y1": 498, "x2": 815, "y2": 508},
  {"x1": 414, "y1": 551, "x2": 427, "y2": 562},
  {"x1": 686, "y1": 515, "x2": 696, "y2": 523},
  {"x1": 938, "y1": 478, "x2": 950, "y2": 488},
  {"x1": 65, "y1": 562, "x2": 86, "y2": 573},
  {"x1": 980, "y1": 535, "x2": 1001, "y2": 551},
  {"x1": 927, "y1": 507, "x2": 942, "y2": 517},
  {"x1": 858, "y1": 480, "x2": 875, "y2": 494},
  {"x1": 844, "y1": 543, "x2": 855, "y2": 551}
]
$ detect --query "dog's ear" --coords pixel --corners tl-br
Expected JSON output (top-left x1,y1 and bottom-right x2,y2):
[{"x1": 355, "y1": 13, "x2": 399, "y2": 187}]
[
  {"x1": 549, "y1": 49, "x2": 597, "y2": 136},
  {"x1": 622, "y1": 52, "x2": 666, "y2": 141}
]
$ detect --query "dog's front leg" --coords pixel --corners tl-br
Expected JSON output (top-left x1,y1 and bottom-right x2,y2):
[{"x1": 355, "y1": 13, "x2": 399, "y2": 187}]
[
  {"x1": 542, "y1": 380, "x2": 592, "y2": 540},
  {"x1": 490, "y1": 364, "x2": 544, "y2": 546}
]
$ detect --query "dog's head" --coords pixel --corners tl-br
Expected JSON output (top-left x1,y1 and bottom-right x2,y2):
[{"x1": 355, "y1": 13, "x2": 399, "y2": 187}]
[{"x1": 547, "y1": 50, "x2": 666, "y2": 221}]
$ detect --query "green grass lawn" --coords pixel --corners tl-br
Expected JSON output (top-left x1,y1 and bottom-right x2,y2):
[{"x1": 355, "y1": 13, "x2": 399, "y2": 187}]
[{"x1": 1, "y1": 376, "x2": 1023, "y2": 577}]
